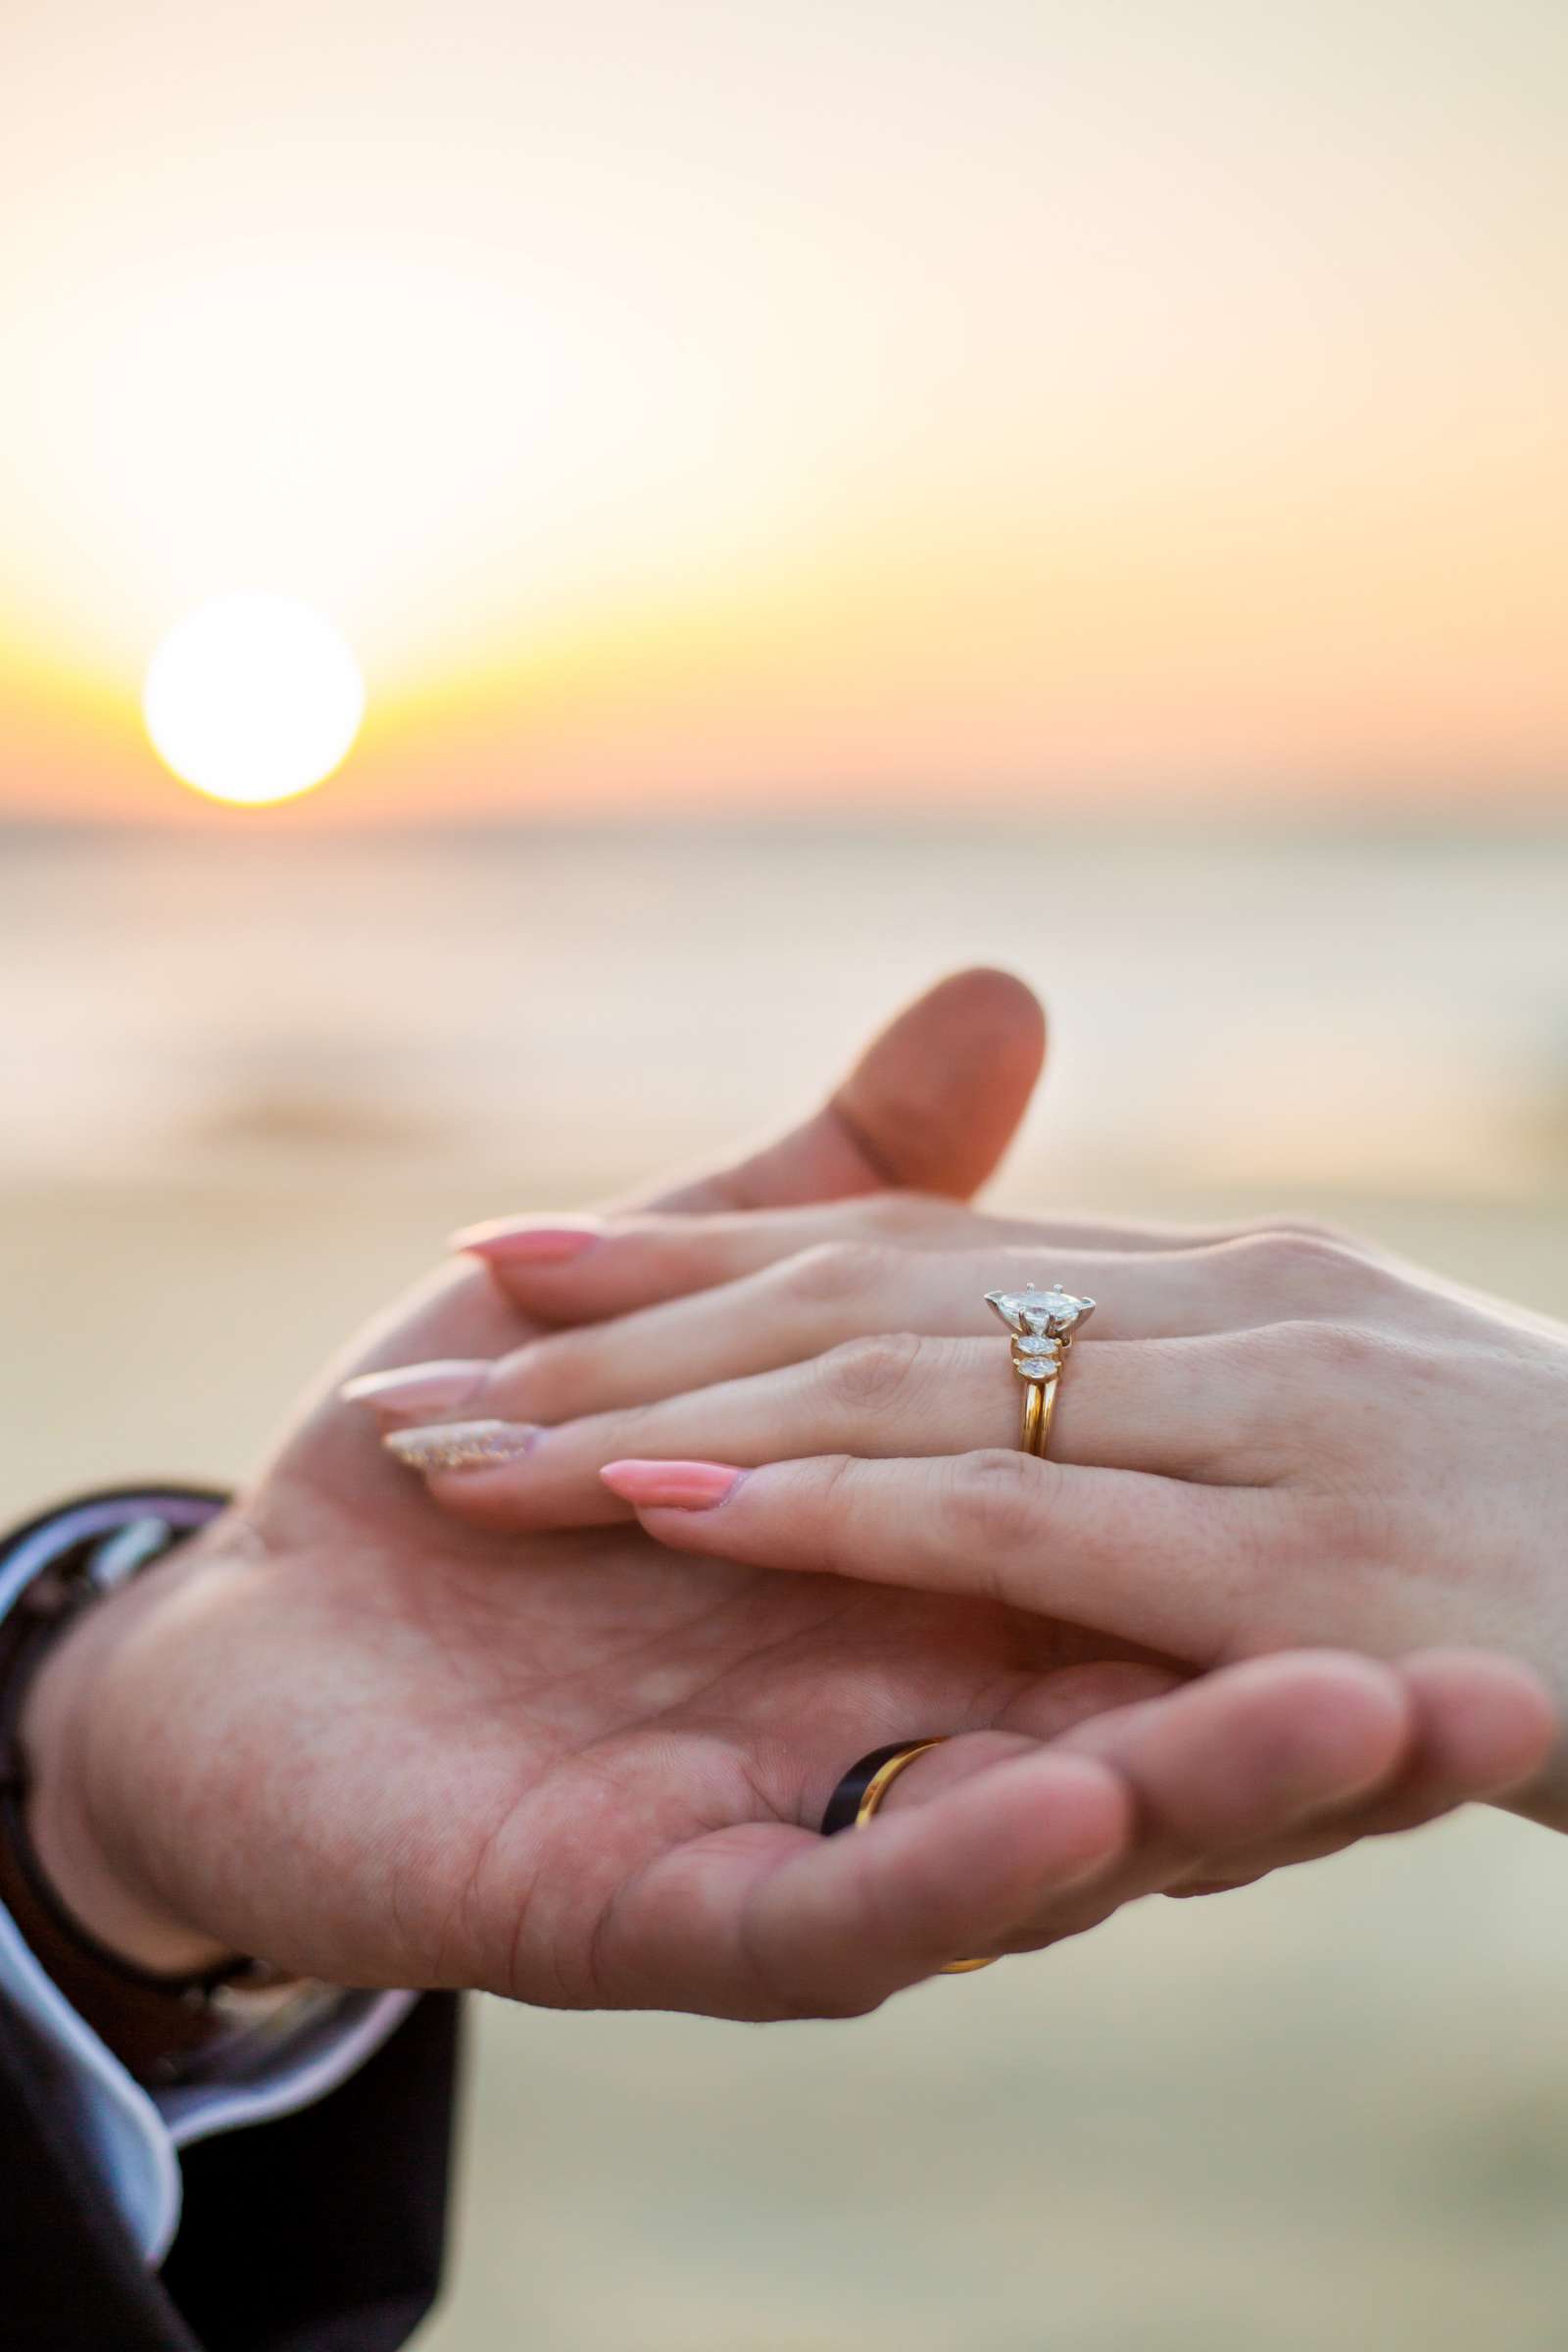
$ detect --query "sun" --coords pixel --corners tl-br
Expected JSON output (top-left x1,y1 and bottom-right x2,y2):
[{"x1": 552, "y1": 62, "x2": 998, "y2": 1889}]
[{"x1": 142, "y1": 593, "x2": 366, "y2": 807}]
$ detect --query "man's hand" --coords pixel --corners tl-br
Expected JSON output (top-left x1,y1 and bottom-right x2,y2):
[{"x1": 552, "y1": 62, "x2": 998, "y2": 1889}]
[{"x1": 20, "y1": 973, "x2": 1550, "y2": 2020}]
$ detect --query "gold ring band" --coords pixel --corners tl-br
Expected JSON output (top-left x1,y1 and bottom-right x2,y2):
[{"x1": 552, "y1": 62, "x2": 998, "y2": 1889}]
[
  {"x1": 1020, "y1": 1378, "x2": 1056, "y2": 1457},
  {"x1": 850, "y1": 1740, "x2": 996, "y2": 1976}
]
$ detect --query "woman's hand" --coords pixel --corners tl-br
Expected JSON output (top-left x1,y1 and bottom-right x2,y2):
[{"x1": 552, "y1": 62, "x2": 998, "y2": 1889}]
[{"x1": 361, "y1": 1201, "x2": 1568, "y2": 1824}]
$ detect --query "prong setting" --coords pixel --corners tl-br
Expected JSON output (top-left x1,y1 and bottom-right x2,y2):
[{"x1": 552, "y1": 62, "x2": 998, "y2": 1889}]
[{"x1": 984, "y1": 1284, "x2": 1096, "y2": 1348}]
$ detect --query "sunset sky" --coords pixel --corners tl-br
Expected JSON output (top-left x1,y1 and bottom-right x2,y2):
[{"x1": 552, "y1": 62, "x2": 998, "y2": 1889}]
[{"x1": 2, "y1": 0, "x2": 1564, "y2": 821}]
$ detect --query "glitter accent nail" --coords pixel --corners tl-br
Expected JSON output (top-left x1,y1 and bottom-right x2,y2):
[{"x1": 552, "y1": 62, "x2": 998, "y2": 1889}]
[{"x1": 383, "y1": 1419, "x2": 537, "y2": 1474}]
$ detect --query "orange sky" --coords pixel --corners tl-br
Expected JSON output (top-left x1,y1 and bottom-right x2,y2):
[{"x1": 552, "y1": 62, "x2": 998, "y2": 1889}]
[{"x1": 2, "y1": 0, "x2": 1564, "y2": 821}]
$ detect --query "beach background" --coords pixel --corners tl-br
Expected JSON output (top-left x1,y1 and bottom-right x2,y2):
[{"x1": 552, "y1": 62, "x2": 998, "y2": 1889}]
[
  {"x1": 5, "y1": 0, "x2": 1567, "y2": 2336},
  {"x1": 6, "y1": 814, "x2": 1568, "y2": 2349}
]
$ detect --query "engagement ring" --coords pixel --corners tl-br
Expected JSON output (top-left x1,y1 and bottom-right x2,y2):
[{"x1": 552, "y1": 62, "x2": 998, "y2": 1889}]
[{"x1": 984, "y1": 1283, "x2": 1096, "y2": 1457}]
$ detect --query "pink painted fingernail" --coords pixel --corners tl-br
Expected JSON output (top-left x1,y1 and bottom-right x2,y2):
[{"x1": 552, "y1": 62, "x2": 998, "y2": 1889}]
[
  {"x1": 385, "y1": 1420, "x2": 538, "y2": 1474},
  {"x1": 341, "y1": 1360, "x2": 488, "y2": 1417},
  {"x1": 600, "y1": 1459, "x2": 744, "y2": 1510},
  {"x1": 449, "y1": 1218, "x2": 603, "y2": 1263}
]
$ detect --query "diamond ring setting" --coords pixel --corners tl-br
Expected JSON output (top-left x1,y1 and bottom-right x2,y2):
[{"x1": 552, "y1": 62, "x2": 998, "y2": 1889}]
[{"x1": 984, "y1": 1284, "x2": 1096, "y2": 1456}]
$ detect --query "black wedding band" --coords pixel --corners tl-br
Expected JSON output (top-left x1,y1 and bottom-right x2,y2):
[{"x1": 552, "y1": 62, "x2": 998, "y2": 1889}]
[
  {"x1": 819, "y1": 1737, "x2": 996, "y2": 1974},
  {"x1": 820, "y1": 1740, "x2": 944, "y2": 1837}
]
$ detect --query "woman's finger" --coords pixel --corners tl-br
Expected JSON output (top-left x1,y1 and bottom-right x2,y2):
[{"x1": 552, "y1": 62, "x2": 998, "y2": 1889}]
[
  {"x1": 601, "y1": 1447, "x2": 1270, "y2": 1666},
  {"x1": 351, "y1": 1229, "x2": 1385, "y2": 1432},
  {"x1": 453, "y1": 1197, "x2": 1338, "y2": 1326},
  {"x1": 377, "y1": 1331, "x2": 1286, "y2": 1528}
]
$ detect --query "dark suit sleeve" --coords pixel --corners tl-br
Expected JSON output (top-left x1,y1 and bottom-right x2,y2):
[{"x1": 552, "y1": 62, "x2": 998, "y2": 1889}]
[{"x1": 1, "y1": 1992, "x2": 461, "y2": 2352}]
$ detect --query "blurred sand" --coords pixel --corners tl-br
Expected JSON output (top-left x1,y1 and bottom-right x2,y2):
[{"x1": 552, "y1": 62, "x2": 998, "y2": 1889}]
[{"x1": 6, "y1": 822, "x2": 1568, "y2": 2348}]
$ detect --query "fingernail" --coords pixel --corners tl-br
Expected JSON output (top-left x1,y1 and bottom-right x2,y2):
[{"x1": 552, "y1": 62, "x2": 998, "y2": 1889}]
[
  {"x1": 385, "y1": 1420, "x2": 538, "y2": 1474},
  {"x1": 341, "y1": 1360, "x2": 488, "y2": 1417},
  {"x1": 450, "y1": 1218, "x2": 602, "y2": 1263},
  {"x1": 600, "y1": 1459, "x2": 743, "y2": 1510}
]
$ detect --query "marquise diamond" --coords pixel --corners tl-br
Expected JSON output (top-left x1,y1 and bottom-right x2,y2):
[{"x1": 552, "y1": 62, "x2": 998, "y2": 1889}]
[{"x1": 985, "y1": 1283, "x2": 1096, "y2": 1339}]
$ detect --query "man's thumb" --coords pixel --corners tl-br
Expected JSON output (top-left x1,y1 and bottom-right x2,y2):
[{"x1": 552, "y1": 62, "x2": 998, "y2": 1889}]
[{"x1": 650, "y1": 968, "x2": 1047, "y2": 1214}]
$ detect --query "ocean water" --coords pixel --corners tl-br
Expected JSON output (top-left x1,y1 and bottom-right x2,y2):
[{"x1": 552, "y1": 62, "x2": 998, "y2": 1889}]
[{"x1": 3, "y1": 817, "x2": 1568, "y2": 1204}]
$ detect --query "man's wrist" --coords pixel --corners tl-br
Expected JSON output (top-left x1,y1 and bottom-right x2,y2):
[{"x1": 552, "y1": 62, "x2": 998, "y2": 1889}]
[{"x1": 20, "y1": 1561, "x2": 235, "y2": 1978}]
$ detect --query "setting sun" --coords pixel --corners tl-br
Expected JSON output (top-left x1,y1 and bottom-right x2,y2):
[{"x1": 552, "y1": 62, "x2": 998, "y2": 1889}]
[
  {"x1": 1, "y1": 1, "x2": 1563, "y2": 824},
  {"x1": 141, "y1": 594, "x2": 365, "y2": 807}
]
